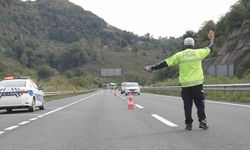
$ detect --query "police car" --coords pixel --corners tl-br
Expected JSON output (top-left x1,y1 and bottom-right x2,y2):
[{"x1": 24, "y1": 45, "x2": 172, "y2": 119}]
[{"x1": 0, "y1": 76, "x2": 45, "y2": 112}]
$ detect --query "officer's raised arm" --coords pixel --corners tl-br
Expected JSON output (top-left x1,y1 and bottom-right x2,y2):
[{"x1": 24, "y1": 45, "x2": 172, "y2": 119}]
[
  {"x1": 208, "y1": 30, "x2": 215, "y2": 51},
  {"x1": 145, "y1": 60, "x2": 168, "y2": 72}
]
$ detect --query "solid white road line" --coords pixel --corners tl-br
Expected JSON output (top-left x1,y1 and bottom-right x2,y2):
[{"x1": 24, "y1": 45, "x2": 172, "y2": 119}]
[
  {"x1": 152, "y1": 114, "x2": 178, "y2": 127},
  {"x1": 43, "y1": 107, "x2": 64, "y2": 116},
  {"x1": 29, "y1": 118, "x2": 38, "y2": 121},
  {"x1": 37, "y1": 115, "x2": 44, "y2": 118},
  {"x1": 5, "y1": 126, "x2": 19, "y2": 131},
  {"x1": 0, "y1": 114, "x2": 42, "y2": 117},
  {"x1": 19, "y1": 121, "x2": 30, "y2": 125},
  {"x1": 0, "y1": 92, "x2": 100, "y2": 136},
  {"x1": 145, "y1": 93, "x2": 250, "y2": 108},
  {"x1": 206, "y1": 100, "x2": 250, "y2": 108},
  {"x1": 42, "y1": 92, "x2": 101, "y2": 117},
  {"x1": 135, "y1": 104, "x2": 144, "y2": 109}
]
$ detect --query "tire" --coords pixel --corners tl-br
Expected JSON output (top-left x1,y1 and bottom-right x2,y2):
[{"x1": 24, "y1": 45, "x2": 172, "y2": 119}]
[
  {"x1": 39, "y1": 102, "x2": 45, "y2": 110},
  {"x1": 6, "y1": 108, "x2": 12, "y2": 113},
  {"x1": 28, "y1": 99, "x2": 36, "y2": 112}
]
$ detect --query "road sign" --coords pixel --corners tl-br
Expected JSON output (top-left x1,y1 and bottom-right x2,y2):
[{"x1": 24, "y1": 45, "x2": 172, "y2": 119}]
[{"x1": 101, "y1": 68, "x2": 121, "y2": 76}]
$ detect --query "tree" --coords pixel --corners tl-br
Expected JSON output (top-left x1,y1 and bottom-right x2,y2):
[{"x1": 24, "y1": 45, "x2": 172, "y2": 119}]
[
  {"x1": 36, "y1": 65, "x2": 56, "y2": 79},
  {"x1": 58, "y1": 47, "x2": 89, "y2": 71},
  {"x1": 182, "y1": 30, "x2": 197, "y2": 40},
  {"x1": 13, "y1": 40, "x2": 25, "y2": 59},
  {"x1": 20, "y1": 53, "x2": 28, "y2": 67}
]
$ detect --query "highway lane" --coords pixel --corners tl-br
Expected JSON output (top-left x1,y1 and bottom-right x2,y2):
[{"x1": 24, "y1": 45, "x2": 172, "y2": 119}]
[
  {"x1": 0, "y1": 90, "x2": 250, "y2": 150},
  {"x1": 131, "y1": 93, "x2": 250, "y2": 150},
  {"x1": 0, "y1": 92, "x2": 96, "y2": 130}
]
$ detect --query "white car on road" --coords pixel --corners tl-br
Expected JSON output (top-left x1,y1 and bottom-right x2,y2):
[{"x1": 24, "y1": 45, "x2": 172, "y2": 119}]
[
  {"x1": 124, "y1": 82, "x2": 140, "y2": 95},
  {"x1": 0, "y1": 76, "x2": 45, "y2": 112},
  {"x1": 120, "y1": 82, "x2": 128, "y2": 94}
]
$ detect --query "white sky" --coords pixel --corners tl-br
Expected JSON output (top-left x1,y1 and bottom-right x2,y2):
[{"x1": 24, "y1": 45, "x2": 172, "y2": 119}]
[{"x1": 69, "y1": 0, "x2": 238, "y2": 38}]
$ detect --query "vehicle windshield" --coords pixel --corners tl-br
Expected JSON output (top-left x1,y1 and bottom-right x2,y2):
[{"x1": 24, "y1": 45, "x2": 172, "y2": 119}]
[
  {"x1": 0, "y1": 80, "x2": 26, "y2": 87},
  {"x1": 126, "y1": 83, "x2": 139, "y2": 87},
  {"x1": 122, "y1": 83, "x2": 127, "y2": 87}
]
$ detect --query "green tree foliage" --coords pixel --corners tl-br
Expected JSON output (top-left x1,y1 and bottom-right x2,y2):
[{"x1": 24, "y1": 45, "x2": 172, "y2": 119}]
[
  {"x1": 215, "y1": 0, "x2": 250, "y2": 47},
  {"x1": 159, "y1": 37, "x2": 182, "y2": 55},
  {"x1": 235, "y1": 53, "x2": 250, "y2": 78},
  {"x1": 0, "y1": 62, "x2": 6, "y2": 73},
  {"x1": 36, "y1": 65, "x2": 56, "y2": 79},
  {"x1": 154, "y1": 67, "x2": 178, "y2": 82},
  {"x1": 182, "y1": 30, "x2": 197, "y2": 40},
  {"x1": 59, "y1": 47, "x2": 89, "y2": 70}
]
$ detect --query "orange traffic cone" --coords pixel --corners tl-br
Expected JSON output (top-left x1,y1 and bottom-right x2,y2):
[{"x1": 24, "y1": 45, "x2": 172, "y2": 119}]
[{"x1": 128, "y1": 92, "x2": 135, "y2": 109}]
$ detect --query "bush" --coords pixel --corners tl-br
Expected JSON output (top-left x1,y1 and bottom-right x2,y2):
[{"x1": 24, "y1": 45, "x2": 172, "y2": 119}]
[{"x1": 36, "y1": 65, "x2": 56, "y2": 79}]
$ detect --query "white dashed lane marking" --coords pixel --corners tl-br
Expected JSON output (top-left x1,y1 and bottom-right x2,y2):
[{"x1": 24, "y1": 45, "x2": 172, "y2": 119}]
[
  {"x1": 0, "y1": 92, "x2": 100, "y2": 136},
  {"x1": 37, "y1": 115, "x2": 44, "y2": 118},
  {"x1": 152, "y1": 114, "x2": 178, "y2": 127},
  {"x1": 29, "y1": 118, "x2": 38, "y2": 121},
  {"x1": 18, "y1": 121, "x2": 30, "y2": 125},
  {"x1": 135, "y1": 104, "x2": 144, "y2": 109},
  {"x1": 5, "y1": 126, "x2": 19, "y2": 131}
]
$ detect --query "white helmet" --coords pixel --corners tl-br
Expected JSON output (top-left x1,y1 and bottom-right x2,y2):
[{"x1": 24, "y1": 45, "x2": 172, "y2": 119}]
[{"x1": 184, "y1": 37, "x2": 195, "y2": 46}]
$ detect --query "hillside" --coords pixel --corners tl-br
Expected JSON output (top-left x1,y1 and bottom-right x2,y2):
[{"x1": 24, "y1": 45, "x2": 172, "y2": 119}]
[
  {"x1": 0, "y1": 0, "x2": 175, "y2": 88},
  {"x1": 0, "y1": 0, "x2": 249, "y2": 90},
  {"x1": 204, "y1": 0, "x2": 250, "y2": 78}
]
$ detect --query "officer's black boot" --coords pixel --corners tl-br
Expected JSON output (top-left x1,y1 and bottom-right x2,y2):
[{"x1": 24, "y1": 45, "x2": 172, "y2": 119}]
[
  {"x1": 199, "y1": 119, "x2": 209, "y2": 130},
  {"x1": 185, "y1": 124, "x2": 192, "y2": 130}
]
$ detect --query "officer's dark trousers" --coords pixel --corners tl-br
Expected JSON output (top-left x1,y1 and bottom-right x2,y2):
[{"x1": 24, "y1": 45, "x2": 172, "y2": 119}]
[{"x1": 181, "y1": 84, "x2": 206, "y2": 124}]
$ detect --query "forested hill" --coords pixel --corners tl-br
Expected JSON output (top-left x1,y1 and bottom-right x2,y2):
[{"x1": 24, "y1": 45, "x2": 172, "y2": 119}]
[
  {"x1": 0, "y1": 0, "x2": 142, "y2": 44},
  {"x1": 0, "y1": 0, "x2": 249, "y2": 89},
  {"x1": 204, "y1": 0, "x2": 250, "y2": 78},
  {"x1": 0, "y1": 0, "x2": 176, "y2": 87}
]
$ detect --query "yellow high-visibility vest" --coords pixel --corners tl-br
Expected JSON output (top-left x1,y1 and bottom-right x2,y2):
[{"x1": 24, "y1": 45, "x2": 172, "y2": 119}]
[{"x1": 165, "y1": 47, "x2": 211, "y2": 87}]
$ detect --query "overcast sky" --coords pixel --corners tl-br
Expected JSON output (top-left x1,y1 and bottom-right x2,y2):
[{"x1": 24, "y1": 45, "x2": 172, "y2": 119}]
[{"x1": 69, "y1": 0, "x2": 238, "y2": 38}]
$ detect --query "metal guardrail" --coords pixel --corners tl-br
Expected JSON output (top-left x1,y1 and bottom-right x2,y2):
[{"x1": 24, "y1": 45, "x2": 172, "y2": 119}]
[
  {"x1": 142, "y1": 83, "x2": 250, "y2": 91},
  {"x1": 44, "y1": 90, "x2": 93, "y2": 96}
]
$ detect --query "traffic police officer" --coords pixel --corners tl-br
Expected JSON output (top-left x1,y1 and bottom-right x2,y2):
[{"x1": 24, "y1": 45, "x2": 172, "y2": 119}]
[{"x1": 145, "y1": 30, "x2": 215, "y2": 130}]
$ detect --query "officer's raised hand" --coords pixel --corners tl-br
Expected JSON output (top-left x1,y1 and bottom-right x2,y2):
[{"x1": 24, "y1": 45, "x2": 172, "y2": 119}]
[
  {"x1": 145, "y1": 65, "x2": 153, "y2": 72},
  {"x1": 207, "y1": 30, "x2": 215, "y2": 49},
  {"x1": 208, "y1": 30, "x2": 214, "y2": 40}
]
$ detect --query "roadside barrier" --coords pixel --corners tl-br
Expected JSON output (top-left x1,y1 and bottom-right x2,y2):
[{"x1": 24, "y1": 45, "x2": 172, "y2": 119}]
[
  {"x1": 142, "y1": 83, "x2": 250, "y2": 92},
  {"x1": 44, "y1": 90, "x2": 93, "y2": 97}
]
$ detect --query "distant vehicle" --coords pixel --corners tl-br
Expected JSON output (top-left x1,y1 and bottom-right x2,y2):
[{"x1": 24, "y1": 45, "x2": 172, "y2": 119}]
[
  {"x1": 109, "y1": 82, "x2": 117, "y2": 89},
  {"x1": 124, "y1": 82, "x2": 140, "y2": 95},
  {"x1": 0, "y1": 76, "x2": 45, "y2": 112},
  {"x1": 120, "y1": 82, "x2": 128, "y2": 94}
]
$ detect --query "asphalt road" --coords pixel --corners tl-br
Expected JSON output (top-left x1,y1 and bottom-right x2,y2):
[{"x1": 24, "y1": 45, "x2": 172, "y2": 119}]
[{"x1": 0, "y1": 90, "x2": 250, "y2": 150}]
